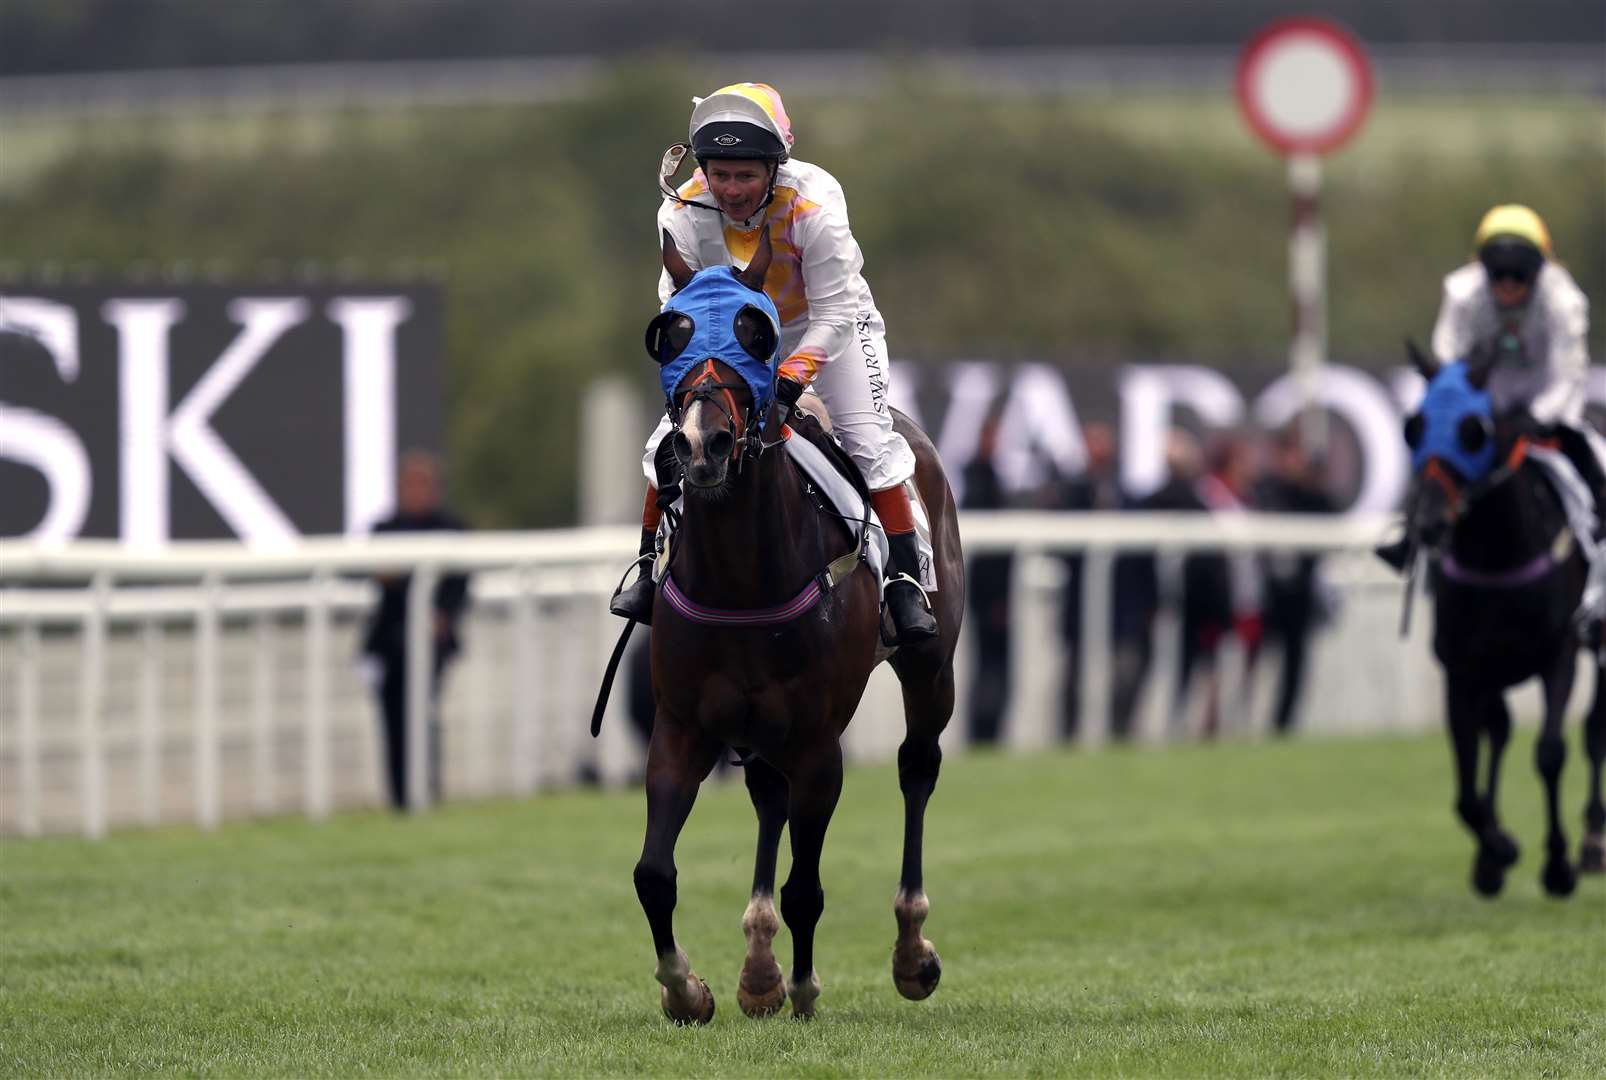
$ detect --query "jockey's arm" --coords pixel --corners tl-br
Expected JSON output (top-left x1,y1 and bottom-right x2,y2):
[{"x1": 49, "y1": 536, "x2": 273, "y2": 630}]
[
  {"x1": 1529, "y1": 282, "x2": 1591, "y2": 426},
  {"x1": 776, "y1": 199, "x2": 863, "y2": 387}
]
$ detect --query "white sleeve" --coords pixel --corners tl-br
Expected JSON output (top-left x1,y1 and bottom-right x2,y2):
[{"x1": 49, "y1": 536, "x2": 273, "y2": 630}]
[
  {"x1": 656, "y1": 202, "x2": 703, "y2": 305},
  {"x1": 1430, "y1": 278, "x2": 1473, "y2": 365},
  {"x1": 778, "y1": 195, "x2": 863, "y2": 383},
  {"x1": 1529, "y1": 278, "x2": 1591, "y2": 426}
]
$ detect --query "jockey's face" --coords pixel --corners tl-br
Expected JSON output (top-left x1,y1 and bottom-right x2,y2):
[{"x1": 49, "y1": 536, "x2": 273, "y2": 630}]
[
  {"x1": 1490, "y1": 278, "x2": 1533, "y2": 309},
  {"x1": 705, "y1": 159, "x2": 770, "y2": 221}
]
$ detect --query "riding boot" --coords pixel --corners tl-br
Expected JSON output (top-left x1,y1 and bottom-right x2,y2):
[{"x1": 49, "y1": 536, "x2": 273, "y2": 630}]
[
  {"x1": 610, "y1": 527, "x2": 658, "y2": 624},
  {"x1": 1374, "y1": 481, "x2": 1421, "y2": 574},
  {"x1": 884, "y1": 530, "x2": 938, "y2": 644},
  {"x1": 1374, "y1": 535, "x2": 1414, "y2": 573}
]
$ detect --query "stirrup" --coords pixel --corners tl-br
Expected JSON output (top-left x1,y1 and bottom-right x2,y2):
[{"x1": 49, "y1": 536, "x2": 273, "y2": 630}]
[
  {"x1": 882, "y1": 573, "x2": 937, "y2": 646},
  {"x1": 608, "y1": 554, "x2": 656, "y2": 625}
]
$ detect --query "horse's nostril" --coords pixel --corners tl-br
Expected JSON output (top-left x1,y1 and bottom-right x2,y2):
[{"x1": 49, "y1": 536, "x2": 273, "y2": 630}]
[
  {"x1": 672, "y1": 432, "x2": 694, "y2": 462},
  {"x1": 708, "y1": 431, "x2": 734, "y2": 459}
]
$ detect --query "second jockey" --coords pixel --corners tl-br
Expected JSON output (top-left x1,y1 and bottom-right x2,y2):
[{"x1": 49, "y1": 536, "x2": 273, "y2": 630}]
[
  {"x1": 1378, "y1": 203, "x2": 1599, "y2": 579},
  {"x1": 609, "y1": 81, "x2": 938, "y2": 644}
]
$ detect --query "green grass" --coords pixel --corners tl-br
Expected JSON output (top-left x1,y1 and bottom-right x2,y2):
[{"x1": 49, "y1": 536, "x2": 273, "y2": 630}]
[{"x1": 3, "y1": 733, "x2": 1603, "y2": 1077}]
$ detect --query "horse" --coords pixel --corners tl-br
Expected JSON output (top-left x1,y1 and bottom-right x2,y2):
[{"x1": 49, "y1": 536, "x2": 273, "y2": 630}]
[
  {"x1": 1400, "y1": 342, "x2": 1606, "y2": 897},
  {"x1": 629, "y1": 230, "x2": 964, "y2": 1023}
]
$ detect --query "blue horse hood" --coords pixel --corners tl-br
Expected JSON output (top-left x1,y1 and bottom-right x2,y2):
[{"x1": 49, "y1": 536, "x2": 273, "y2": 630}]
[
  {"x1": 653, "y1": 268, "x2": 782, "y2": 415},
  {"x1": 1413, "y1": 360, "x2": 1497, "y2": 482}
]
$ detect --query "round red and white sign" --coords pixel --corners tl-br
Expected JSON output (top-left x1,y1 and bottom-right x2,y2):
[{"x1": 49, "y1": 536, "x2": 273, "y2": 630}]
[{"x1": 1236, "y1": 17, "x2": 1373, "y2": 156}]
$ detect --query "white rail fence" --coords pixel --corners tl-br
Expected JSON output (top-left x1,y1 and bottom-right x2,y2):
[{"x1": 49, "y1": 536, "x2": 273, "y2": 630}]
[{"x1": 1, "y1": 512, "x2": 1455, "y2": 838}]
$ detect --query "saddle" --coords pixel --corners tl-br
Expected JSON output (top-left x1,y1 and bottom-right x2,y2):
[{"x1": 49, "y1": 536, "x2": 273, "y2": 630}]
[{"x1": 788, "y1": 398, "x2": 873, "y2": 515}]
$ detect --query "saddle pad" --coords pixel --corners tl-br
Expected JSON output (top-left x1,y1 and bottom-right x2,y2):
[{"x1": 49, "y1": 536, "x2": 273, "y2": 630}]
[
  {"x1": 783, "y1": 433, "x2": 889, "y2": 585},
  {"x1": 653, "y1": 434, "x2": 937, "y2": 593},
  {"x1": 783, "y1": 433, "x2": 938, "y2": 592},
  {"x1": 1527, "y1": 446, "x2": 1606, "y2": 622}
]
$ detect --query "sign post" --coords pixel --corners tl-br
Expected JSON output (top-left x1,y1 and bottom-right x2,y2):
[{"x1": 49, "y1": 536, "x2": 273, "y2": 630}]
[{"x1": 1236, "y1": 17, "x2": 1373, "y2": 454}]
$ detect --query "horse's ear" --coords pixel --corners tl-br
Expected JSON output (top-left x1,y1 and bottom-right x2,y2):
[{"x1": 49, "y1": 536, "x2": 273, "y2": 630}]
[
  {"x1": 661, "y1": 229, "x2": 694, "y2": 293},
  {"x1": 733, "y1": 225, "x2": 772, "y2": 292},
  {"x1": 1405, "y1": 338, "x2": 1440, "y2": 381}
]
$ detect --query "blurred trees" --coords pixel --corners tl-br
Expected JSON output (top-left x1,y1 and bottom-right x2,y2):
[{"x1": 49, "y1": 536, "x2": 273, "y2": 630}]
[{"x1": 1, "y1": 66, "x2": 1600, "y2": 526}]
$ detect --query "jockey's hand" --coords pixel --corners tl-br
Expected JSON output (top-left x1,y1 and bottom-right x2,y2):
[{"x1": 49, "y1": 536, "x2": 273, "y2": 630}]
[{"x1": 773, "y1": 376, "x2": 805, "y2": 425}]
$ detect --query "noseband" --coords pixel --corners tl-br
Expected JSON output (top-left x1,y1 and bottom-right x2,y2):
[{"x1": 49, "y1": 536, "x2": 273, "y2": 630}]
[{"x1": 669, "y1": 359, "x2": 779, "y2": 471}]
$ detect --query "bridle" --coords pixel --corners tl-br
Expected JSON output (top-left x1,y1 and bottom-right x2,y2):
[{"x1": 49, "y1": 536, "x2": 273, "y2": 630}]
[
  {"x1": 1420, "y1": 435, "x2": 1541, "y2": 528},
  {"x1": 668, "y1": 359, "x2": 784, "y2": 474}
]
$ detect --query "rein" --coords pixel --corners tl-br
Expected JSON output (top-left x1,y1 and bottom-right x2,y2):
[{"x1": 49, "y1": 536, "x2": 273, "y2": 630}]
[
  {"x1": 658, "y1": 427, "x2": 870, "y2": 628},
  {"x1": 1399, "y1": 435, "x2": 1550, "y2": 637},
  {"x1": 1421, "y1": 435, "x2": 1538, "y2": 517},
  {"x1": 1430, "y1": 436, "x2": 1573, "y2": 588}
]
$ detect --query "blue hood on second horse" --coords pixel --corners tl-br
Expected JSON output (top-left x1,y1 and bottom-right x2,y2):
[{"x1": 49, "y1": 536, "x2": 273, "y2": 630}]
[{"x1": 1412, "y1": 360, "x2": 1497, "y2": 482}]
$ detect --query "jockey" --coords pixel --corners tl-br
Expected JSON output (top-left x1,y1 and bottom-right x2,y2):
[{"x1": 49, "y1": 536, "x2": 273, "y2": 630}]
[
  {"x1": 1378, "y1": 203, "x2": 1598, "y2": 572},
  {"x1": 609, "y1": 82, "x2": 938, "y2": 644}
]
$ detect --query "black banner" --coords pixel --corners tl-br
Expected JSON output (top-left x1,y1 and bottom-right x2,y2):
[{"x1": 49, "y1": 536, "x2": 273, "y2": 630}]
[{"x1": 0, "y1": 284, "x2": 444, "y2": 543}]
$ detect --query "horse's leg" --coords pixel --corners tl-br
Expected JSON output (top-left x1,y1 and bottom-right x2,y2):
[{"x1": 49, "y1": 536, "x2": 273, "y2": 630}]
[
  {"x1": 737, "y1": 756, "x2": 789, "y2": 1018},
  {"x1": 778, "y1": 740, "x2": 844, "y2": 1019},
  {"x1": 1479, "y1": 694, "x2": 1521, "y2": 867},
  {"x1": 1536, "y1": 646, "x2": 1579, "y2": 897},
  {"x1": 1583, "y1": 658, "x2": 1606, "y2": 873},
  {"x1": 890, "y1": 663, "x2": 954, "y2": 1001},
  {"x1": 634, "y1": 716, "x2": 722, "y2": 1023},
  {"x1": 1447, "y1": 679, "x2": 1506, "y2": 896}
]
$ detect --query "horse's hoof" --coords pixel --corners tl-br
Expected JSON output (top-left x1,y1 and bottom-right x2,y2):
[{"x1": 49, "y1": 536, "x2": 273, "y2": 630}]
[
  {"x1": 1580, "y1": 834, "x2": 1606, "y2": 874},
  {"x1": 661, "y1": 973, "x2": 715, "y2": 1025},
  {"x1": 892, "y1": 940, "x2": 943, "y2": 1001},
  {"x1": 1471, "y1": 854, "x2": 1507, "y2": 898},
  {"x1": 788, "y1": 970, "x2": 822, "y2": 1020},
  {"x1": 1485, "y1": 830, "x2": 1520, "y2": 868},
  {"x1": 1542, "y1": 857, "x2": 1578, "y2": 898},
  {"x1": 738, "y1": 959, "x2": 787, "y2": 1018}
]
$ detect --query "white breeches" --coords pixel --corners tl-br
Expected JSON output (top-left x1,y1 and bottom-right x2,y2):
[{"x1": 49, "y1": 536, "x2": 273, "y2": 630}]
[{"x1": 641, "y1": 306, "x2": 916, "y2": 492}]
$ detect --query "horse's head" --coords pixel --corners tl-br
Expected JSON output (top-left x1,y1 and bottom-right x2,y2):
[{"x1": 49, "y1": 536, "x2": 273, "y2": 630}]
[
  {"x1": 1401, "y1": 339, "x2": 1501, "y2": 547},
  {"x1": 645, "y1": 228, "x2": 781, "y2": 495}
]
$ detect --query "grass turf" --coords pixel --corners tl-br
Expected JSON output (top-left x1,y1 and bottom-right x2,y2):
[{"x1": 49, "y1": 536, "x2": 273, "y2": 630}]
[{"x1": 2, "y1": 732, "x2": 1602, "y2": 1077}]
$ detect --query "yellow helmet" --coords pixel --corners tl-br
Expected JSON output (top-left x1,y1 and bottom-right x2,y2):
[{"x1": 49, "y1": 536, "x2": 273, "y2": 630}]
[{"x1": 1473, "y1": 204, "x2": 1553, "y2": 257}]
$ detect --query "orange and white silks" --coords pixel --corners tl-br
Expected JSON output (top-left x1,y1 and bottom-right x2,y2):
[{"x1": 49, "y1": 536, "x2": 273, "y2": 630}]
[
  {"x1": 648, "y1": 123, "x2": 916, "y2": 494},
  {"x1": 658, "y1": 159, "x2": 869, "y2": 391}
]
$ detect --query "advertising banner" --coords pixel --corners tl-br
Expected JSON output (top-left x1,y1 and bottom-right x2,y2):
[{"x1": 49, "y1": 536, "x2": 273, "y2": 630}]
[{"x1": 1, "y1": 284, "x2": 443, "y2": 544}]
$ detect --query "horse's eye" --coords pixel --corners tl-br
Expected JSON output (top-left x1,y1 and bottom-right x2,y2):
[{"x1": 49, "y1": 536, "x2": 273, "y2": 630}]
[
  {"x1": 1458, "y1": 414, "x2": 1490, "y2": 453},
  {"x1": 1403, "y1": 413, "x2": 1425, "y2": 449},
  {"x1": 732, "y1": 305, "x2": 778, "y2": 363},
  {"x1": 644, "y1": 311, "x2": 695, "y2": 366}
]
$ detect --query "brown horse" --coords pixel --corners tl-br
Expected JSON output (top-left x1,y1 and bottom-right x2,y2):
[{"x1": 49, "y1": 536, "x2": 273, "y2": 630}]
[{"x1": 632, "y1": 237, "x2": 964, "y2": 1022}]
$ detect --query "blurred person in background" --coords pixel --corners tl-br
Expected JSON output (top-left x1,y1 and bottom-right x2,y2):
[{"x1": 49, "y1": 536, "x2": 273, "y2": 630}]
[
  {"x1": 1378, "y1": 206, "x2": 1598, "y2": 613},
  {"x1": 963, "y1": 412, "x2": 1013, "y2": 745},
  {"x1": 1116, "y1": 429, "x2": 1214, "y2": 739},
  {"x1": 1188, "y1": 432, "x2": 1262, "y2": 738},
  {"x1": 1057, "y1": 422, "x2": 1139, "y2": 740},
  {"x1": 362, "y1": 450, "x2": 471, "y2": 811},
  {"x1": 1254, "y1": 425, "x2": 1339, "y2": 735},
  {"x1": 613, "y1": 82, "x2": 936, "y2": 645}
]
